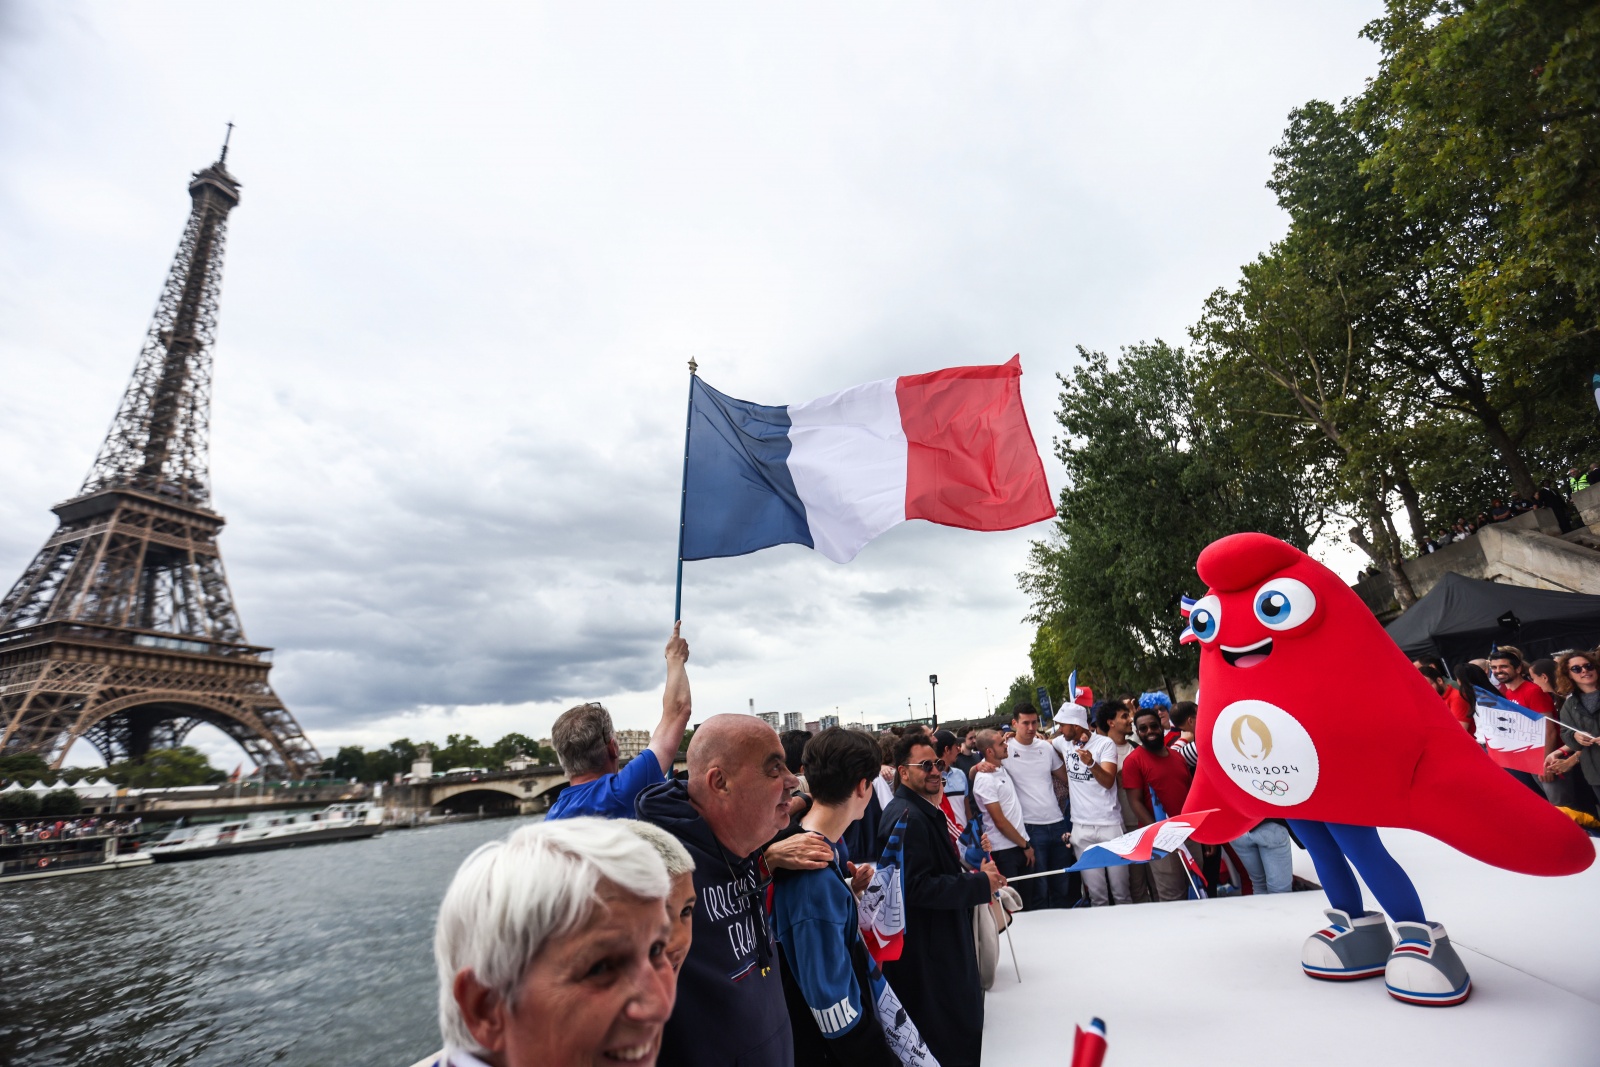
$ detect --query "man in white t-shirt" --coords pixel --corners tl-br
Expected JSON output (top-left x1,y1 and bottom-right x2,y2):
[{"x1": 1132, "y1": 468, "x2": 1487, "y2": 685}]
[
  {"x1": 1003, "y1": 704, "x2": 1074, "y2": 909},
  {"x1": 969, "y1": 728, "x2": 1032, "y2": 882},
  {"x1": 1052, "y1": 704, "x2": 1131, "y2": 906}
]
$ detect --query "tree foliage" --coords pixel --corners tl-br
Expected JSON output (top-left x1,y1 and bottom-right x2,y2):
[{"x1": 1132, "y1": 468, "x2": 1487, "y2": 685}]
[
  {"x1": 1191, "y1": 0, "x2": 1598, "y2": 595},
  {"x1": 1020, "y1": 1, "x2": 1597, "y2": 687},
  {"x1": 1019, "y1": 341, "x2": 1323, "y2": 692},
  {"x1": 0, "y1": 791, "x2": 41, "y2": 817},
  {"x1": 320, "y1": 732, "x2": 558, "y2": 782},
  {"x1": 102, "y1": 747, "x2": 225, "y2": 789},
  {"x1": 0, "y1": 752, "x2": 53, "y2": 786},
  {"x1": 39, "y1": 790, "x2": 82, "y2": 817}
]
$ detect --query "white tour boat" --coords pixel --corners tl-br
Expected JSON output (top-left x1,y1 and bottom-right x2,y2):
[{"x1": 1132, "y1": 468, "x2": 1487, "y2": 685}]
[{"x1": 142, "y1": 802, "x2": 383, "y2": 862}]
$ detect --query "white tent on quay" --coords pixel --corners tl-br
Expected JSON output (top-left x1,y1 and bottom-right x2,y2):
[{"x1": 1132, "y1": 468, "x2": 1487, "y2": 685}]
[
  {"x1": 74, "y1": 778, "x2": 117, "y2": 799},
  {"x1": 25, "y1": 779, "x2": 52, "y2": 794},
  {"x1": 1, "y1": 781, "x2": 24, "y2": 793}
]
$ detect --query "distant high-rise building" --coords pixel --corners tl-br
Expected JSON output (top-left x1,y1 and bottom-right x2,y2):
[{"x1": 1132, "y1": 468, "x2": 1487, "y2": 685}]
[
  {"x1": 782, "y1": 712, "x2": 804, "y2": 732},
  {"x1": 818, "y1": 714, "x2": 840, "y2": 731},
  {"x1": 758, "y1": 711, "x2": 781, "y2": 730}
]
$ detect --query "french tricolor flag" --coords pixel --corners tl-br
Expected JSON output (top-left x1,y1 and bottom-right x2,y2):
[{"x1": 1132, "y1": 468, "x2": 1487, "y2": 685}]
[
  {"x1": 1472, "y1": 685, "x2": 1547, "y2": 775},
  {"x1": 1064, "y1": 809, "x2": 1216, "y2": 871},
  {"x1": 681, "y1": 356, "x2": 1055, "y2": 563}
]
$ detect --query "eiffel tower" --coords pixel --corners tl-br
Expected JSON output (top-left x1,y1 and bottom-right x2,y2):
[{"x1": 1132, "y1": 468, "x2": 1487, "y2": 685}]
[{"x1": 0, "y1": 136, "x2": 321, "y2": 777}]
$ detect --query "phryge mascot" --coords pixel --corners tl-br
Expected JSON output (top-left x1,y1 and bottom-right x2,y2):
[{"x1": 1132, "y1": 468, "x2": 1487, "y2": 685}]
[{"x1": 1181, "y1": 533, "x2": 1595, "y2": 1006}]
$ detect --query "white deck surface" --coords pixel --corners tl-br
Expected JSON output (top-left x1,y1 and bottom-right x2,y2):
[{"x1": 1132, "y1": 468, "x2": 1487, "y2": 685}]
[{"x1": 982, "y1": 829, "x2": 1600, "y2": 1065}]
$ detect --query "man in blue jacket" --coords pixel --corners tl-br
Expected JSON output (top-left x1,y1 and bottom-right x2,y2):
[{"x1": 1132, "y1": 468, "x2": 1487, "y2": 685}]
[
  {"x1": 547, "y1": 623, "x2": 693, "y2": 820},
  {"x1": 771, "y1": 727, "x2": 899, "y2": 1066}
]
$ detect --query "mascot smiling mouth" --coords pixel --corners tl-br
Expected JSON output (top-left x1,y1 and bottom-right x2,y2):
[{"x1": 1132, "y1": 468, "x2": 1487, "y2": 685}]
[{"x1": 1221, "y1": 638, "x2": 1273, "y2": 668}]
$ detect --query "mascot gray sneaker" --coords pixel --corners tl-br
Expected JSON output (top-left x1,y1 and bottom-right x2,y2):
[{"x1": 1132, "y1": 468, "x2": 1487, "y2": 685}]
[
  {"x1": 1300, "y1": 908, "x2": 1391, "y2": 980},
  {"x1": 1385, "y1": 921, "x2": 1471, "y2": 1006}
]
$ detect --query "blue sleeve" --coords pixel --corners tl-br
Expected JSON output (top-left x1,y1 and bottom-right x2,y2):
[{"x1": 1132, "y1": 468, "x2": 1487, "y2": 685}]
[
  {"x1": 549, "y1": 751, "x2": 665, "y2": 820},
  {"x1": 604, "y1": 751, "x2": 664, "y2": 816},
  {"x1": 774, "y1": 875, "x2": 866, "y2": 1039}
]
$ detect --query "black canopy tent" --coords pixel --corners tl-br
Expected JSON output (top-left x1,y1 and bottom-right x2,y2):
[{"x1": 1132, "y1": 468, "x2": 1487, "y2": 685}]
[{"x1": 1384, "y1": 572, "x2": 1600, "y2": 668}]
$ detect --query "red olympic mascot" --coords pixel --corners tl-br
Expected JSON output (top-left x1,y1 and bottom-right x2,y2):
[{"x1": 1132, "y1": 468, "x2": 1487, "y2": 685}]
[{"x1": 1182, "y1": 532, "x2": 1594, "y2": 1006}]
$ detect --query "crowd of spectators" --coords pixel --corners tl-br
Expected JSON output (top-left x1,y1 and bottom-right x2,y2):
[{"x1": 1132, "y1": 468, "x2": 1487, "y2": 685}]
[
  {"x1": 0, "y1": 815, "x2": 140, "y2": 845},
  {"x1": 1413, "y1": 645, "x2": 1600, "y2": 820},
  {"x1": 423, "y1": 618, "x2": 1600, "y2": 1067},
  {"x1": 415, "y1": 617, "x2": 1600, "y2": 1067},
  {"x1": 414, "y1": 625, "x2": 1312, "y2": 1067},
  {"x1": 1396, "y1": 461, "x2": 1600, "y2": 561}
]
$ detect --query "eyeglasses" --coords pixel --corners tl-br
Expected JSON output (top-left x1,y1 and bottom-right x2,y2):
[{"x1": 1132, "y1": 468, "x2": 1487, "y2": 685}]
[
  {"x1": 1569, "y1": 662, "x2": 1596, "y2": 675},
  {"x1": 899, "y1": 759, "x2": 947, "y2": 774}
]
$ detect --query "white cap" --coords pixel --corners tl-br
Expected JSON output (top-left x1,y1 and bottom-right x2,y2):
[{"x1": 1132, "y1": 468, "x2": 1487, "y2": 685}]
[{"x1": 1053, "y1": 704, "x2": 1089, "y2": 728}]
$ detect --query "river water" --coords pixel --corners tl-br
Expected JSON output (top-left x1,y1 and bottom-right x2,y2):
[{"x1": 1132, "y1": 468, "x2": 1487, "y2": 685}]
[{"x1": 1, "y1": 816, "x2": 534, "y2": 1067}]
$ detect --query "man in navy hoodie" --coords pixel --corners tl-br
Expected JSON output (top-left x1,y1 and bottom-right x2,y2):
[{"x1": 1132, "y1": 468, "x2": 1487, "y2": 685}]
[{"x1": 637, "y1": 714, "x2": 832, "y2": 1067}]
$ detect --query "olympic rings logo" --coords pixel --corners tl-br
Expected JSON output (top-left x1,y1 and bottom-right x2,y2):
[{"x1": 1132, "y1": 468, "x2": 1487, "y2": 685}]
[{"x1": 1250, "y1": 779, "x2": 1290, "y2": 796}]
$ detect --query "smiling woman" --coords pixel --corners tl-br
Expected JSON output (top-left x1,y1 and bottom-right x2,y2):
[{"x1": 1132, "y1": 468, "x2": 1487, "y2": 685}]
[{"x1": 419, "y1": 818, "x2": 676, "y2": 1067}]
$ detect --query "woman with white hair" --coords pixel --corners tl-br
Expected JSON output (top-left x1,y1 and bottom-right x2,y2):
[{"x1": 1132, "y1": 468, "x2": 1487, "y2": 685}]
[
  {"x1": 419, "y1": 817, "x2": 677, "y2": 1067},
  {"x1": 620, "y1": 819, "x2": 697, "y2": 973}
]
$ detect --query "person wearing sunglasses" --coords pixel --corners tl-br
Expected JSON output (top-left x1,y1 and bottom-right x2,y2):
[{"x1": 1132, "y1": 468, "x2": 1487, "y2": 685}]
[
  {"x1": 1550, "y1": 651, "x2": 1600, "y2": 811},
  {"x1": 875, "y1": 733, "x2": 1004, "y2": 1067}
]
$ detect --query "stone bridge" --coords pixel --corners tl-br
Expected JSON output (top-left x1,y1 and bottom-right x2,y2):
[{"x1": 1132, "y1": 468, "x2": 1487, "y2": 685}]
[{"x1": 385, "y1": 758, "x2": 686, "y2": 817}]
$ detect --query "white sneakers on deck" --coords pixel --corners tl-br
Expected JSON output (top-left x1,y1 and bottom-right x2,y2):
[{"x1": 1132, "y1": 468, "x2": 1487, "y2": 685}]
[{"x1": 1301, "y1": 908, "x2": 1471, "y2": 1006}]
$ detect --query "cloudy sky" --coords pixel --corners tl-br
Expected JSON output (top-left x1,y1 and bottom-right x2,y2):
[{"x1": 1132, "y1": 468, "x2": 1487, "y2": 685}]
[{"x1": 0, "y1": 1, "x2": 1382, "y2": 767}]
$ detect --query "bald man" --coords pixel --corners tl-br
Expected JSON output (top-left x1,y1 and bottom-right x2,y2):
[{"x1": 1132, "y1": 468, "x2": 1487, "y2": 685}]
[{"x1": 637, "y1": 714, "x2": 832, "y2": 1067}]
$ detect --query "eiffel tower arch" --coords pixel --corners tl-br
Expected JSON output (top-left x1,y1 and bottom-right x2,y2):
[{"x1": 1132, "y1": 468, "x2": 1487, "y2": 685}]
[{"x1": 0, "y1": 137, "x2": 321, "y2": 777}]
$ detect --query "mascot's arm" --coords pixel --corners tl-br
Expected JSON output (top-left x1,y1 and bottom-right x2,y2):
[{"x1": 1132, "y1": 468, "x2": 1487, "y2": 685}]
[
  {"x1": 1181, "y1": 762, "x2": 1257, "y2": 844},
  {"x1": 1405, "y1": 738, "x2": 1595, "y2": 877}
]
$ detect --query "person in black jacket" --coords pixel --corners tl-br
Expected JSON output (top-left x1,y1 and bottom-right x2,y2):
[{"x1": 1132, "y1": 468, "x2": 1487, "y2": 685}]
[
  {"x1": 636, "y1": 713, "x2": 833, "y2": 1067},
  {"x1": 877, "y1": 733, "x2": 1006, "y2": 1067}
]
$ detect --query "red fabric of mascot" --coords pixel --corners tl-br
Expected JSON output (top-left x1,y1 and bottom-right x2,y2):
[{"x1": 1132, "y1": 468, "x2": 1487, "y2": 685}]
[{"x1": 1181, "y1": 533, "x2": 1594, "y2": 1006}]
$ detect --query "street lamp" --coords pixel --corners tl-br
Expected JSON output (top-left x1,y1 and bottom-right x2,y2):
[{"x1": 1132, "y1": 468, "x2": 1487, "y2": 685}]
[{"x1": 929, "y1": 674, "x2": 939, "y2": 728}]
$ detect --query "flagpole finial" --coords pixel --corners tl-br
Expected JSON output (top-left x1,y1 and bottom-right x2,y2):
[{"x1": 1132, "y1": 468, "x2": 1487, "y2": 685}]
[{"x1": 688, "y1": 357, "x2": 698, "y2": 376}]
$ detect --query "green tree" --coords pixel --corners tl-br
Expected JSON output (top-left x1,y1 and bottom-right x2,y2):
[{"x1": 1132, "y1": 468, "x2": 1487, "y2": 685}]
[
  {"x1": 1192, "y1": 85, "x2": 1598, "y2": 597},
  {"x1": 0, "y1": 791, "x2": 41, "y2": 817},
  {"x1": 103, "y1": 747, "x2": 223, "y2": 788},
  {"x1": 994, "y1": 675, "x2": 1036, "y2": 719},
  {"x1": 490, "y1": 732, "x2": 543, "y2": 768},
  {"x1": 0, "y1": 752, "x2": 53, "y2": 786},
  {"x1": 39, "y1": 789, "x2": 81, "y2": 817},
  {"x1": 1019, "y1": 341, "x2": 1323, "y2": 692},
  {"x1": 1363, "y1": 0, "x2": 1600, "y2": 355},
  {"x1": 387, "y1": 738, "x2": 420, "y2": 769},
  {"x1": 364, "y1": 749, "x2": 401, "y2": 783},
  {"x1": 331, "y1": 746, "x2": 367, "y2": 781},
  {"x1": 435, "y1": 734, "x2": 491, "y2": 773}
]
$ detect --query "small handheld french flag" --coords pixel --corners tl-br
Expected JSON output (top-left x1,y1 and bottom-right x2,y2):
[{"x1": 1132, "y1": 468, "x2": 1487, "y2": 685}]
[
  {"x1": 681, "y1": 357, "x2": 1054, "y2": 564},
  {"x1": 1179, "y1": 594, "x2": 1198, "y2": 644},
  {"x1": 1067, "y1": 669, "x2": 1094, "y2": 708},
  {"x1": 1472, "y1": 686, "x2": 1547, "y2": 775},
  {"x1": 1065, "y1": 809, "x2": 1216, "y2": 872}
]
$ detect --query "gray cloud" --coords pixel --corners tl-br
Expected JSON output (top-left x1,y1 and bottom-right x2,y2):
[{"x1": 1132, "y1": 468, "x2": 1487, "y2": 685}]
[{"x1": 0, "y1": 2, "x2": 1384, "y2": 760}]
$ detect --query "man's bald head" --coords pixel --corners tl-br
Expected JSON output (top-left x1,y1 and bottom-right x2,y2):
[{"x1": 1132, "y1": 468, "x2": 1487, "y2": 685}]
[
  {"x1": 685, "y1": 714, "x2": 796, "y2": 856},
  {"x1": 686, "y1": 713, "x2": 775, "y2": 782}
]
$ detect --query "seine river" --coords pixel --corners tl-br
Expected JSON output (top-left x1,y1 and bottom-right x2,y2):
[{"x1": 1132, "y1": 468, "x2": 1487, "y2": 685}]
[{"x1": 1, "y1": 816, "x2": 533, "y2": 1067}]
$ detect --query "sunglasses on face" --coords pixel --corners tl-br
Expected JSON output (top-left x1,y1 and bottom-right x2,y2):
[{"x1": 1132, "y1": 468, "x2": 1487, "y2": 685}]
[
  {"x1": 900, "y1": 759, "x2": 947, "y2": 774},
  {"x1": 1569, "y1": 662, "x2": 1596, "y2": 675}
]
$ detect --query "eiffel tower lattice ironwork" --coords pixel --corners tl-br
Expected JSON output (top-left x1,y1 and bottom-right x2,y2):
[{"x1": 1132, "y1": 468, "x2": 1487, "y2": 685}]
[{"x1": 0, "y1": 139, "x2": 321, "y2": 776}]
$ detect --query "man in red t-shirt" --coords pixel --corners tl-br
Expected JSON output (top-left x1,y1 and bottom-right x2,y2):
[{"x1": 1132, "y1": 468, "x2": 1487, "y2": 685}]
[
  {"x1": 1122, "y1": 707, "x2": 1196, "y2": 901},
  {"x1": 1491, "y1": 651, "x2": 1554, "y2": 715}
]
